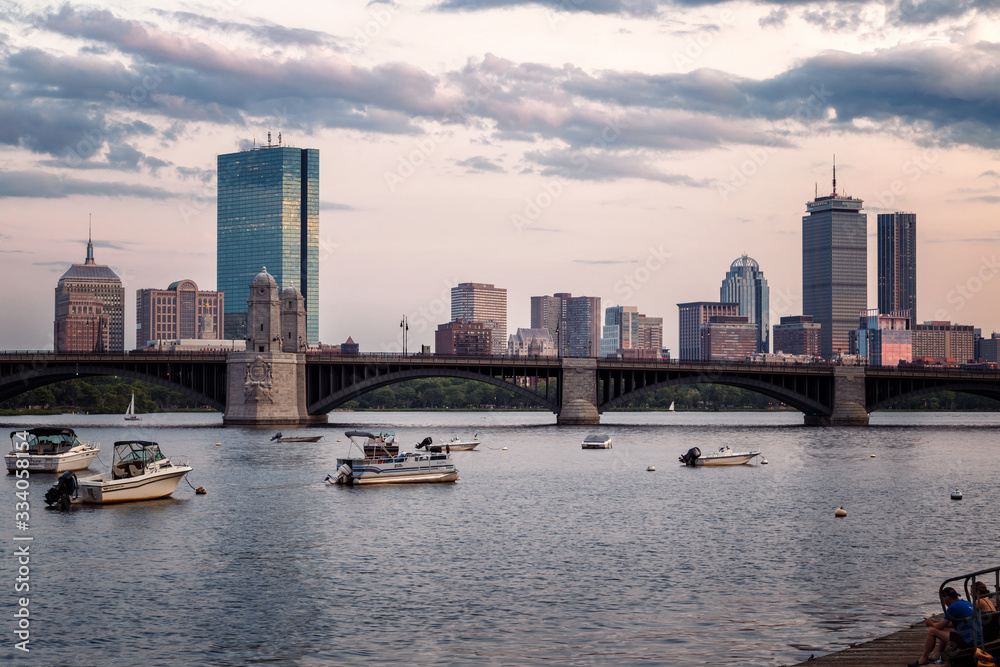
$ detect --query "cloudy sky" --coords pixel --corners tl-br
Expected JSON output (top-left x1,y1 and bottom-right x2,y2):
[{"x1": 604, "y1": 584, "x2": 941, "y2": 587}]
[{"x1": 2, "y1": 0, "x2": 999, "y2": 354}]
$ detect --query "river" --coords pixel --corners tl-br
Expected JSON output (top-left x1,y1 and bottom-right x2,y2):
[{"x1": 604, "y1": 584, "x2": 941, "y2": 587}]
[{"x1": 2, "y1": 410, "x2": 998, "y2": 666}]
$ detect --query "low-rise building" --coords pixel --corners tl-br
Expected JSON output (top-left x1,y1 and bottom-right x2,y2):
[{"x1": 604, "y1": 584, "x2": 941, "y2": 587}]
[{"x1": 435, "y1": 319, "x2": 492, "y2": 356}]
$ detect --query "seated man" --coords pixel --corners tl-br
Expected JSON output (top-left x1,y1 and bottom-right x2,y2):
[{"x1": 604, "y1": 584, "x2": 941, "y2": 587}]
[{"x1": 909, "y1": 587, "x2": 980, "y2": 666}]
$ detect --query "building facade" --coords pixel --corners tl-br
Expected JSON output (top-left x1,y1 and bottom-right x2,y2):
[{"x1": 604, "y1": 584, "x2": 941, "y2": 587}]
[
  {"x1": 507, "y1": 328, "x2": 556, "y2": 357},
  {"x1": 877, "y1": 212, "x2": 917, "y2": 324},
  {"x1": 530, "y1": 294, "x2": 569, "y2": 339},
  {"x1": 136, "y1": 280, "x2": 224, "y2": 349},
  {"x1": 853, "y1": 309, "x2": 912, "y2": 367},
  {"x1": 435, "y1": 319, "x2": 492, "y2": 356},
  {"x1": 912, "y1": 321, "x2": 975, "y2": 363},
  {"x1": 54, "y1": 236, "x2": 124, "y2": 352},
  {"x1": 451, "y1": 282, "x2": 507, "y2": 356},
  {"x1": 802, "y1": 166, "x2": 867, "y2": 360},
  {"x1": 217, "y1": 141, "x2": 319, "y2": 344},
  {"x1": 699, "y1": 315, "x2": 758, "y2": 361},
  {"x1": 564, "y1": 295, "x2": 602, "y2": 357},
  {"x1": 977, "y1": 332, "x2": 1000, "y2": 363},
  {"x1": 772, "y1": 315, "x2": 822, "y2": 358},
  {"x1": 677, "y1": 302, "x2": 739, "y2": 360},
  {"x1": 719, "y1": 254, "x2": 770, "y2": 353}
]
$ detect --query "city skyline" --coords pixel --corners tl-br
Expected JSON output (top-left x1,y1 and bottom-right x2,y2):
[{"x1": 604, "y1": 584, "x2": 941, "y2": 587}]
[{"x1": 2, "y1": 2, "x2": 999, "y2": 354}]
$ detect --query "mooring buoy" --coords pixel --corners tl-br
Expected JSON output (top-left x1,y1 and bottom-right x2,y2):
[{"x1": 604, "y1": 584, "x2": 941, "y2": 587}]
[{"x1": 835, "y1": 507, "x2": 847, "y2": 517}]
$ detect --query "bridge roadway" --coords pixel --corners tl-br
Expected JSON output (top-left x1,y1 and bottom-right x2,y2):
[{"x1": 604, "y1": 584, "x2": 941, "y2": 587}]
[{"x1": 1, "y1": 352, "x2": 998, "y2": 425}]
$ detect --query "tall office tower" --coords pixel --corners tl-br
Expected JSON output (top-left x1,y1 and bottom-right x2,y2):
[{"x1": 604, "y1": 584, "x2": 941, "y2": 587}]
[
  {"x1": 605, "y1": 305, "x2": 640, "y2": 350},
  {"x1": 772, "y1": 315, "x2": 821, "y2": 357},
  {"x1": 853, "y1": 309, "x2": 912, "y2": 367},
  {"x1": 564, "y1": 296, "x2": 602, "y2": 357},
  {"x1": 803, "y1": 160, "x2": 867, "y2": 360},
  {"x1": 877, "y1": 212, "x2": 917, "y2": 324},
  {"x1": 54, "y1": 234, "x2": 124, "y2": 352},
  {"x1": 530, "y1": 294, "x2": 569, "y2": 334},
  {"x1": 136, "y1": 280, "x2": 224, "y2": 348},
  {"x1": 719, "y1": 254, "x2": 770, "y2": 353},
  {"x1": 217, "y1": 139, "x2": 319, "y2": 344},
  {"x1": 677, "y1": 302, "x2": 739, "y2": 360},
  {"x1": 913, "y1": 321, "x2": 975, "y2": 364},
  {"x1": 451, "y1": 282, "x2": 507, "y2": 356}
]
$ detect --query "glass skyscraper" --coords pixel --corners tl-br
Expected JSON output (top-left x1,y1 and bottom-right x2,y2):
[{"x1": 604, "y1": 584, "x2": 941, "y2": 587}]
[
  {"x1": 719, "y1": 254, "x2": 770, "y2": 353},
  {"x1": 802, "y1": 166, "x2": 867, "y2": 360},
  {"x1": 217, "y1": 143, "x2": 319, "y2": 343},
  {"x1": 877, "y1": 212, "x2": 917, "y2": 324}
]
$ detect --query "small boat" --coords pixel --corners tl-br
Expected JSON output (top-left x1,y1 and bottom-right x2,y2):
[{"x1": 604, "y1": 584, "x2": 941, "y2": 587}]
[
  {"x1": 5, "y1": 428, "x2": 100, "y2": 473},
  {"x1": 581, "y1": 433, "x2": 613, "y2": 449},
  {"x1": 69, "y1": 440, "x2": 192, "y2": 504},
  {"x1": 270, "y1": 432, "x2": 323, "y2": 443},
  {"x1": 679, "y1": 445, "x2": 761, "y2": 466},
  {"x1": 124, "y1": 391, "x2": 142, "y2": 421},
  {"x1": 327, "y1": 431, "x2": 458, "y2": 485},
  {"x1": 440, "y1": 435, "x2": 480, "y2": 451},
  {"x1": 668, "y1": 401, "x2": 675, "y2": 412}
]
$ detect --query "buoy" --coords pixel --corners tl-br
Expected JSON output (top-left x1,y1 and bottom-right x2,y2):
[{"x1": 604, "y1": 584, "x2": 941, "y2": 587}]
[
  {"x1": 951, "y1": 490, "x2": 963, "y2": 500},
  {"x1": 647, "y1": 465, "x2": 655, "y2": 471},
  {"x1": 870, "y1": 454, "x2": 876, "y2": 458},
  {"x1": 337, "y1": 439, "x2": 341, "y2": 442},
  {"x1": 835, "y1": 507, "x2": 847, "y2": 517},
  {"x1": 195, "y1": 487, "x2": 207, "y2": 495},
  {"x1": 760, "y1": 458, "x2": 768, "y2": 464},
  {"x1": 215, "y1": 442, "x2": 221, "y2": 446},
  {"x1": 502, "y1": 446, "x2": 508, "y2": 450}
]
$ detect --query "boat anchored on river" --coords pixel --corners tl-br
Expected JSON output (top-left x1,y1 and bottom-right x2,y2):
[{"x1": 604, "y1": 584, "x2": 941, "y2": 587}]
[
  {"x1": 327, "y1": 431, "x2": 458, "y2": 485},
  {"x1": 679, "y1": 445, "x2": 762, "y2": 466}
]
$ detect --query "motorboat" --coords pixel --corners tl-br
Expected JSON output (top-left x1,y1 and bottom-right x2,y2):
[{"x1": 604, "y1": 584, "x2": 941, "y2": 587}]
[
  {"x1": 70, "y1": 440, "x2": 192, "y2": 504},
  {"x1": 581, "y1": 434, "x2": 613, "y2": 449},
  {"x1": 327, "y1": 431, "x2": 458, "y2": 485},
  {"x1": 124, "y1": 390, "x2": 142, "y2": 421},
  {"x1": 5, "y1": 428, "x2": 100, "y2": 473},
  {"x1": 440, "y1": 435, "x2": 480, "y2": 451},
  {"x1": 270, "y1": 432, "x2": 323, "y2": 443},
  {"x1": 679, "y1": 445, "x2": 761, "y2": 466}
]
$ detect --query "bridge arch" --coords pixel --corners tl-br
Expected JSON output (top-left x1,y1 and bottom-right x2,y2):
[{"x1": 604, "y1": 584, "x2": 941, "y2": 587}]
[
  {"x1": 866, "y1": 378, "x2": 1000, "y2": 413},
  {"x1": 308, "y1": 367, "x2": 559, "y2": 414},
  {"x1": 599, "y1": 374, "x2": 831, "y2": 416}
]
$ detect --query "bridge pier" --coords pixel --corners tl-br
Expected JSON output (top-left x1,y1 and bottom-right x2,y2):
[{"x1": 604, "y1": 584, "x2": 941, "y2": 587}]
[
  {"x1": 558, "y1": 358, "x2": 600, "y2": 425},
  {"x1": 804, "y1": 367, "x2": 869, "y2": 426},
  {"x1": 224, "y1": 351, "x2": 327, "y2": 426}
]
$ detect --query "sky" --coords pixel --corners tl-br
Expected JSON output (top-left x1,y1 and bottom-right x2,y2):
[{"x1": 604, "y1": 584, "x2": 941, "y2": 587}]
[{"x1": 2, "y1": 0, "x2": 999, "y2": 354}]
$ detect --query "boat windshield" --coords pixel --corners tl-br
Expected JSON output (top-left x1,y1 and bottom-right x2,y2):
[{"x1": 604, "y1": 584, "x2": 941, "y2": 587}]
[
  {"x1": 9, "y1": 428, "x2": 80, "y2": 454},
  {"x1": 112, "y1": 441, "x2": 165, "y2": 467}
]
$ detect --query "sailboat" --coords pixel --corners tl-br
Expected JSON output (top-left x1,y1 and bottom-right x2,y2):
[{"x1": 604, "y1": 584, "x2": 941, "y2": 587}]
[
  {"x1": 668, "y1": 401, "x2": 675, "y2": 412},
  {"x1": 124, "y1": 391, "x2": 142, "y2": 421}
]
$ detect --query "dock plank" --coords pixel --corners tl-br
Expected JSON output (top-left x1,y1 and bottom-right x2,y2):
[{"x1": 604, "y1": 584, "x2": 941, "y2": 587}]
[{"x1": 788, "y1": 621, "x2": 926, "y2": 666}]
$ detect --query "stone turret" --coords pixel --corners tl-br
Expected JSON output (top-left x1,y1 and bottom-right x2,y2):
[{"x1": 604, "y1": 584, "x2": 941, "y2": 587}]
[
  {"x1": 280, "y1": 283, "x2": 306, "y2": 353},
  {"x1": 247, "y1": 267, "x2": 280, "y2": 354}
]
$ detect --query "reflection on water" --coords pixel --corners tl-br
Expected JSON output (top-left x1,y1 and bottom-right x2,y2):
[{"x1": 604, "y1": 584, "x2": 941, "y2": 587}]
[{"x1": 2, "y1": 410, "x2": 999, "y2": 666}]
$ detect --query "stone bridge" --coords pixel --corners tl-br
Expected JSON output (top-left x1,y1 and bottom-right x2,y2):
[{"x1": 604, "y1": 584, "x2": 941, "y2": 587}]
[{"x1": 1, "y1": 352, "x2": 998, "y2": 426}]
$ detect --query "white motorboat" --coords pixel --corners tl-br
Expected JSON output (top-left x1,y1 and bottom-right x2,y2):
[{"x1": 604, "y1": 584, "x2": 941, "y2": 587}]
[
  {"x1": 5, "y1": 428, "x2": 100, "y2": 473},
  {"x1": 124, "y1": 391, "x2": 142, "y2": 421},
  {"x1": 71, "y1": 440, "x2": 192, "y2": 504},
  {"x1": 327, "y1": 431, "x2": 458, "y2": 485},
  {"x1": 270, "y1": 432, "x2": 324, "y2": 443},
  {"x1": 440, "y1": 435, "x2": 480, "y2": 451},
  {"x1": 679, "y1": 445, "x2": 761, "y2": 466},
  {"x1": 581, "y1": 433, "x2": 613, "y2": 449}
]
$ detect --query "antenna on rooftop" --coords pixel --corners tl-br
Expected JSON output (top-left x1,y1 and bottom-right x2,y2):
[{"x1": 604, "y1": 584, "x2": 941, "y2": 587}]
[
  {"x1": 832, "y1": 154, "x2": 837, "y2": 195},
  {"x1": 267, "y1": 130, "x2": 272, "y2": 146},
  {"x1": 278, "y1": 132, "x2": 282, "y2": 146}
]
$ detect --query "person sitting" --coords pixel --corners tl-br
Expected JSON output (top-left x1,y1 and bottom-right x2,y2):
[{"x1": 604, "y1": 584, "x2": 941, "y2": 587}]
[
  {"x1": 974, "y1": 581, "x2": 997, "y2": 614},
  {"x1": 909, "y1": 587, "x2": 980, "y2": 666}
]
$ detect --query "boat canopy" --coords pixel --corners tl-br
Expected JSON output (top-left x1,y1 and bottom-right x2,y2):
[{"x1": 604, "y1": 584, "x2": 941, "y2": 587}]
[
  {"x1": 583, "y1": 434, "x2": 611, "y2": 442},
  {"x1": 112, "y1": 441, "x2": 166, "y2": 466},
  {"x1": 345, "y1": 430, "x2": 379, "y2": 439},
  {"x1": 10, "y1": 427, "x2": 76, "y2": 440}
]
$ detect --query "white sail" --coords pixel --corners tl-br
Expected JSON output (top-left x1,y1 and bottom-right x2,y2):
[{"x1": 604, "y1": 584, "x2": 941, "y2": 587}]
[
  {"x1": 668, "y1": 401, "x2": 675, "y2": 412},
  {"x1": 124, "y1": 391, "x2": 142, "y2": 421}
]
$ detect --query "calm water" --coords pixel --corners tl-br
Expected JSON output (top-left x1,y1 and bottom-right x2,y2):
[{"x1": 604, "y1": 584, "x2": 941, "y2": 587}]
[{"x1": 3, "y1": 410, "x2": 1000, "y2": 666}]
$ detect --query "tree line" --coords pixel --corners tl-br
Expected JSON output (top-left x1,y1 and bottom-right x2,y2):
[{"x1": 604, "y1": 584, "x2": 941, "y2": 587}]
[{"x1": 1, "y1": 376, "x2": 996, "y2": 414}]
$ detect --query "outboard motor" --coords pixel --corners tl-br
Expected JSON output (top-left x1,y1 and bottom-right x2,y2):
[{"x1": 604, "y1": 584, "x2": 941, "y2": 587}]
[
  {"x1": 415, "y1": 437, "x2": 433, "y2": 450},
  {"x1": 679, "y1": 447, "x2": 702, "y2": 466},
  {"x1": 44, "y1": 471, "x2": 78, "y2": 510}
]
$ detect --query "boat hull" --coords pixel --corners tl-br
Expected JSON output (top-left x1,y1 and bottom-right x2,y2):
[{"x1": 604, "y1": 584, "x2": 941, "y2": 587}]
[
  {"x1": 335, "y1": 456, "x2": 458, "y2": 485},
  {"x1": 693, "y1": 453, "x2": 759, "y2": 466},
  {"x1": 581, "y1": 443, "x2": 612, "y2": 449},
  {"x1": 444, "y1": 443, "x2": 478, "y2": 451},
  {"x1": 4, "y1": 449, "x2": 99, "y2": 473},
  {"x1": 277, "y1": 436, "x2": 323, "y2": 443},
  {"x1": 75, "y1": 467, "x2": 192, "y2": 503}
]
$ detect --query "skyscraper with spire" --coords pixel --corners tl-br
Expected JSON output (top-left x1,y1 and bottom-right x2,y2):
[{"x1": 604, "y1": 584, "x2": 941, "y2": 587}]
[
  {"x1": 802, "y1": 158, "x2": 867, "y2": 360},
  {"x1": 54, "y1": 227, "x2": 125, "y2": 352}
]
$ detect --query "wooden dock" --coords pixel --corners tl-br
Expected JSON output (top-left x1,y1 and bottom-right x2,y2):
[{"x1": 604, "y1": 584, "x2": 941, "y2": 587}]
[{"x1": 789, "y1": 621, "x2": 926, "y2": 666}]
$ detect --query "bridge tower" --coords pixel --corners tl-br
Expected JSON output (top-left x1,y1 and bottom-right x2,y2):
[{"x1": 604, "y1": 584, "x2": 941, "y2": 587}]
[{"x1": 224, "y1": 268, "x2": 325, "y2": 425}]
